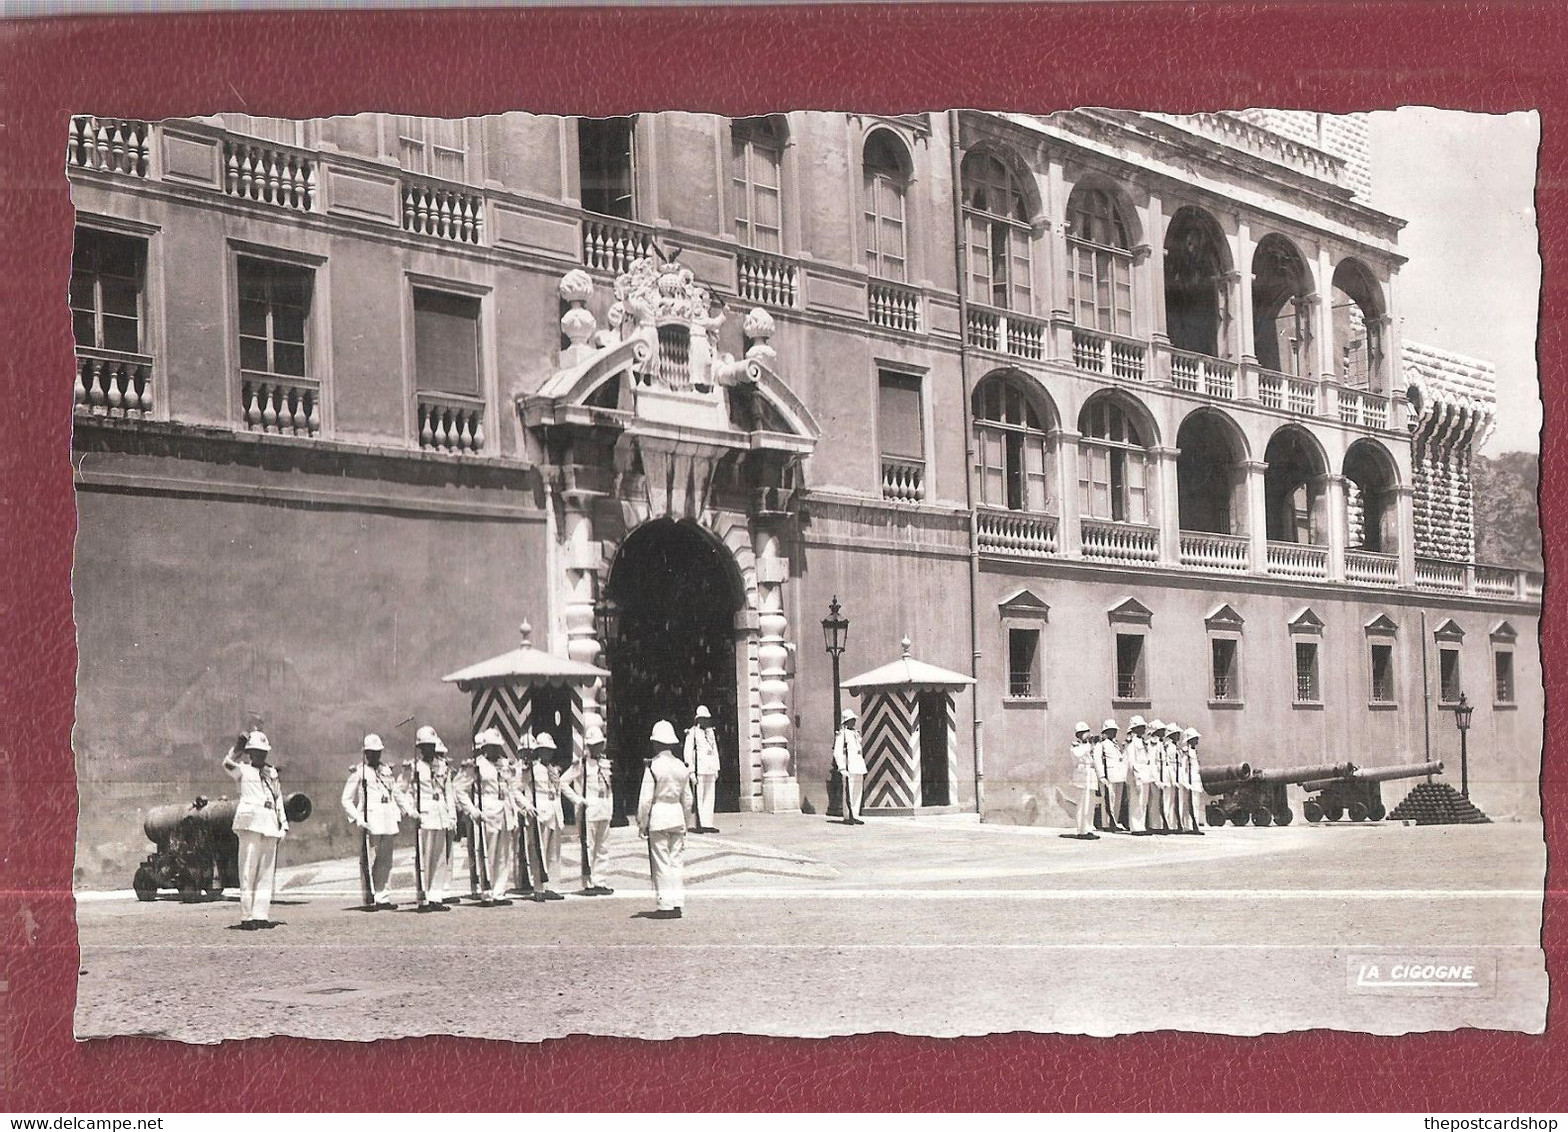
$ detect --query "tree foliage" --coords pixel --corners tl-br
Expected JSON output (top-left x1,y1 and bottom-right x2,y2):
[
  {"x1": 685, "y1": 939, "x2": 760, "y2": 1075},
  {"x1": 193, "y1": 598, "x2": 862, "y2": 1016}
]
[{"x1": 1471, "y1": 451, "x2": 1542, "y2": 570}]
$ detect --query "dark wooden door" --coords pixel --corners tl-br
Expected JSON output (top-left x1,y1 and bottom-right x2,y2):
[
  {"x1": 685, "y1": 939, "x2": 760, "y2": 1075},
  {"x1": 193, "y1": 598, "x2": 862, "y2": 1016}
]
[{"x1": 918, "y1": 691, "x2": 950, "y2": 807}]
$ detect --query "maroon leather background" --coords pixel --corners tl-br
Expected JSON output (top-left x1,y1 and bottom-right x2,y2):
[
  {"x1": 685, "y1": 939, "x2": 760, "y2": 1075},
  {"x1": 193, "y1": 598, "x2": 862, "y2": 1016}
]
[{"x1": 2, "y1": 3, "x2": 1561, "y2": 1111}]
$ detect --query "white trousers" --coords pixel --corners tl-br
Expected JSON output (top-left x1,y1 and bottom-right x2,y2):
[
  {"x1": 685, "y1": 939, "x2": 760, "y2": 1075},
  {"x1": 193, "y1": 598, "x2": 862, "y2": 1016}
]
[
  {"x1": 1103, "y1": 781, "x2": 1126, "y2": 829},
  {"x1": 580, "y1": 819, "x2": 611, "y2": 885},
  {"x1": 526, "y1": 823, "x2": 561, "y2": 892},
  {"x1": 472, "y1": 821, "x2": 512, "y2": 899},
  {"x1": 363, "y1": 832, "x2": 396, "y2": 902},
  {"x1": 844, "y1": 773, "x2": 865, "y2": 819},
  {"x1": 1127, "y1": 782, "x2": 1148, "y2": 833},
  {"x1": 693, "y1": 774, "x2": 717, "y2": 828},
  {"x1": 647, "y1": 827, "x2": 686, "y2": 910},
  {"x1": 237, "y1": 830, "x2": 279, "y2": 923},
  {"x1": 417, "y1": 828, "x2": 449, "y2": 903},
  {"x1": 1075, "y1": 781, "x2": 1096, "y2": 835}
]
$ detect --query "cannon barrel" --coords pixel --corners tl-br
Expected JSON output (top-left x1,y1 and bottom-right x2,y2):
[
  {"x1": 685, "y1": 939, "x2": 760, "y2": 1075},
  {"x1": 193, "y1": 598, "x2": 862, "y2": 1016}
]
[
  {"x1": 143, "y1": 793, "x2": 312, "y2": 846},
  {"x1": 1200, "y1": 763, "x2": 1252, "y2": 790},
  {"x1": 1253, "y1": 762, "x2": 1356, "y2": 786},
  {"x1": 1352, "y1": 761, "x2": 1443, "y2": 784}
]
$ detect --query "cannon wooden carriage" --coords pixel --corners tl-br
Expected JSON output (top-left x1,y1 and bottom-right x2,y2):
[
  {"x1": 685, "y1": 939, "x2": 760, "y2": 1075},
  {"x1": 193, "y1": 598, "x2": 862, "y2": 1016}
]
[
  {"x1": 1300, "y1": 761, "x2": 1444, "y2": 823},
  {"x1": 132, "y1": 792, "x2": 312, "y2": 901},
  {"x1": 1201, "y1": 762, "x2": 1355, "y2": 827}
]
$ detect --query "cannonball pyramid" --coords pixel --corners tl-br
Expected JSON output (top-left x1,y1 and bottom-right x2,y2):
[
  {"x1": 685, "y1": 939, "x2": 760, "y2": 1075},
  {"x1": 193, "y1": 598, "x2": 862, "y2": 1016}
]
[{"x1": 1386, "y1": 781, "x2": 1491, "y2": 825}]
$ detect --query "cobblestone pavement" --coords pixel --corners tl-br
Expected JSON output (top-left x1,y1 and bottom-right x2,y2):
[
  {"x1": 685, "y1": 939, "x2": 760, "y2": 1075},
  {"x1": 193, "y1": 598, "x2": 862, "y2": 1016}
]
[{"x1": 73, "y1": 815, "x2": 1546, "y2": 1041}]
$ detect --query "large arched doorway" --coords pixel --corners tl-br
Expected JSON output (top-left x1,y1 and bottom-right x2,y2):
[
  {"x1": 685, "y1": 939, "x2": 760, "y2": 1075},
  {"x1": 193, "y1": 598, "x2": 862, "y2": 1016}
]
[{"x1": 604, "y1": 518, "x2": 744, "y2": 822}]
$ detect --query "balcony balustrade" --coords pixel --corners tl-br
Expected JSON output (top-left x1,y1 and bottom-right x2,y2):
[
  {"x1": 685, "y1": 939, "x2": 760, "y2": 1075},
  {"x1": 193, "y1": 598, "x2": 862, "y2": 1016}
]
[
  {"x1": 1265, "y1": 540, "x2": 1329, "y2": 579},
  {"x1": 881, "y1": 456, "x2": 926, "y2": 502},
  {"x1": 964, "y1": 305, "x2": 1046, "y2": 361},
  {"x1": 402, "y1": 179, "x2": 484, "y2": 245},
  {"x1": 1413, "y1": 557, "x2": 1467, "y2": 593},
  {"x1": 417, "y1": 393, "x2": 485, "y2": 454},
  {"x1": 736, "y1": 250, "x2": 799, "y2": 308},
  {"x1": 1072, "y1": 327, "x2": 1146, "y2": 381},
  {"x1": 1080, "y1": 518, "x2": 1159, "y2": 563},
  {"x1": 240, "y1": 373, "x2": 321, "y2": 437},
  {"x1": 74, "y1": 347, "x2": 153, "y2": 417},
  {"x1": 68, "y1": 116, "x2": 150, "y2": 178},
  {"x1": 1337, "y1": 387, "x2": 1390, "y2": 430},
  {"x1": 1475, "y1": 563, "x2": 1522, "y2": 597},
  {"x1": 1178, "y1": 530, "x2": 1249, "y2": 572},
  {"x1": 1345, "y1": 549, "x2": 1399, "y2": 586},
  {"x1": 1524, "y1": 572, "x2": 1544, "y2": 600},
  {"x1": 223, "y1": 139, "x2": 315, "y2": 212},
  {"x1": 868, "y1": 280, "x2": 921, "y2": 332},
  {"x1": 976, "y1": 508, "x2": 1058, "y2": 557},
  {"x1": 1256, "y1": 368, "x2": 1320, "y2": 416},
  {"x1": 1167, "y1": 348, "x2": 1237, "y2": 400},
  {"x1": 581, "y1": 215, "x2": 657, "y2": 275}
]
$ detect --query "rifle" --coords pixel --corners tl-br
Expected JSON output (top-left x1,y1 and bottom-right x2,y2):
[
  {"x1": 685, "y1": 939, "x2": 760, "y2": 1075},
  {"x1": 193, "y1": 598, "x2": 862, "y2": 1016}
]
[
  {"x1": 464, "y1": 762, "x2": 479, "y2": 899},
  {"x1": 357, "y1": 760, "x2": 374, "y2": 909},
  {"x1": 472, "y1": 761, "x2": 491, "y2": 898},
  {"x1": 526, "y1": 746, "x2": 549, "y2": 893},
  {"x1": 577, "y1": 753, "x2": 592, "y2": 891},
  {"x1": 410, "y1": 758, "x2": 428, "y2": 909}
]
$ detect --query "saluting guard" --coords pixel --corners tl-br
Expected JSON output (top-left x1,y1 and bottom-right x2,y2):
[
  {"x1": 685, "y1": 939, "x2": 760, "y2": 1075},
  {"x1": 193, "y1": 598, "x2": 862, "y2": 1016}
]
[
  {"x1": 342, "y1": 734, "x2": 403, "y2": 910},
  {"x1": 683, "y1": 705, "x2": 722, "y2": 833},
  {"x1": 831, "y1": 708, "x2": 867, "y2": 825},
  {"x1": 1063, "y1": 721, "x2": 1100, "y2": 840},
  {"x1": 222, "y1": 730, "x2": 289, "y2": 930},
  {"x1": 561, "y1": 724, "x2": 615, "y2": 895},
  {"x1": 1097, "y1": 719, "x2": 1127, "y2": 832},
  {"x1": 1183, "y1": 727, "x2": 1206, "y2": 835},
  {"x1": 1124, "y1": 716, "x2": 1154, "y2": 835},
  {"x1": 519, "y1": 731, "x2": 565, "y2": 901},
  {"x1": 638, "y1": 720, "x2": 693, "y2": 919},
  {"x1": 457, "y1": 729, "x2": 516, "y2": 905},
  {"x1": 400, "y1": 726, "x2": 453, "y2": 912}
]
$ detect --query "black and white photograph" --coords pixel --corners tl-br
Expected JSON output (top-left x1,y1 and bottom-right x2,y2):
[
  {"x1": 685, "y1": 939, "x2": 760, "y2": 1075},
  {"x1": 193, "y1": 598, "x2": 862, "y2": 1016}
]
[{"x1": 67, "y1": 106, "x2": 1544, "y2": 1042}]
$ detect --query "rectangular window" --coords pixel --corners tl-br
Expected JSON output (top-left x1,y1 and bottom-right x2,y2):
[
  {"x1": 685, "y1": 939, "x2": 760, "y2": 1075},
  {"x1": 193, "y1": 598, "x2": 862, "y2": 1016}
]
[
  {"x1": 1370, "y1": 643, "x2": 1395, "y2": 704},
  {"x1": 1210, "y1": 638, "x2": 1239, "y2": 701},
  {"x1": 966, "y1": 216, "x2": 1032, "y2": 312},
  {"x1": 71, "y1": 228, "x2": 146, "y2": 353},
  {"x1": 1494, "y1": 650, "x2": 1515, "y2": 704},
  {"x1": 877, "y1": 371, "x2": 924, "y2": 461},
  {"x1": 1078, "y1": 443, "x2": 1148, "y2": 524},
  {"x1": 864, "y1": 174, "x2": 906, "y2": 281},
  {"x1": 397, "y1": 116, "x2": 466, "y2": 181},
  {"x1": 1069, "y1": 242, "x2": 1133, "y2": 335},
  {"x1": 1115, "y1": 633, "x2": 1145, "y2": 702},
  {"x1": 1007, "y1": 628, "x2": 1039, "y2": 699},
  {"x1": 1294, "y1": 641, "x2": 1320, "y2": 703},
  {"x1": 578, "y1": 117, "x2": 636, "y2": 219},
  {"x1": 1439, "y1": 646, "x2": 1462, "y2": 705},
  {"x1": 413, "y1": 289, "x2": 481, "y2": 397},
  {"x1": 237, "y1": 257, "x2": 311, "y2": 378},
  {"x1": 733, "y1": 136, "x2": 782, "y2": 252}
]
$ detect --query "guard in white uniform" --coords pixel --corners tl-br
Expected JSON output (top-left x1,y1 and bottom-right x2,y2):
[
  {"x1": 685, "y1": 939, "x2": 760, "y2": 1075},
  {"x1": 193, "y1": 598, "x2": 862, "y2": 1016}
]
[
  {"x1": 1158, "y1": 722, "x2": 1180, "y2": 833},
  {"x1": 1064, "y1": 721, "x2": 1100, "y2": 840},
  {"x1": 683, "y1": 705, "x2": 721, "y2": 833},
  {"x1": 1183, "y1": 727, "x2": 1206, "y2": 835},
  {"x1": 457, "y1": 729, "x2": 516, "y2": 905},
  {"x1": 832, "y1": 708, "x2": 867, "y2": 825},
  {"x1": 222, "y1": 730, "x2": 288, "y2": 930},
  {"x1": 400, "y1": 725, "x2": 453, "y2": 912},
  {"x1": 518, "y1": 732, "x2": 565, "y2": 901},
  {"x1": 342, "y1": 734, "x2": 403, "y2": 910},
  {"x1": 561, "y1": 725, "x2": 615, "y2": 895},
  {"x1": 638, "y1": 720, "x2": 693, "y2": 918},
  {"x1": 1124, "y1": 715, "x2": 1154, "y2": 835},
  {"x1": 1097, "y1": 719, "x2": 1127, "y2": 832}
]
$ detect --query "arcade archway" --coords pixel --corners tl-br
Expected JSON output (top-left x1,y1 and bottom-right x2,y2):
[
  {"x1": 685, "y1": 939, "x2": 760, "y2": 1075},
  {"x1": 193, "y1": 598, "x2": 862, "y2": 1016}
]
[{"x1": 604, "y1": 518, "x2": 745, "y2": 821}]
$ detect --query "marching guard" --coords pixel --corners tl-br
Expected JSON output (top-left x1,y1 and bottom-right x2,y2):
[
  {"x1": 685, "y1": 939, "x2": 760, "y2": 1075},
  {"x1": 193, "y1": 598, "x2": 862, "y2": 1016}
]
[
  {"x1": 519, "y1": 732, "x2": 565, "y2": 901},
  {"x1": 222, "y1": 730, "x2": 289, "y2": 930},
  {"x1": 683, "y1": 705, "x2": 721, "y2": 834},
  {"x1": 1097, "y1": 719, "x2": 1127, "y2": 832},
  {"x1": 458, "y1": 728, "x2": 516, "y2": 905},
  {"x1": 342, "y1": 733, "x2": 404, "y2": 910},
  {"x1": 638, "y1": 720, "x2": 693, "y2": 919},
  {"x1": 561, "y1": 725, "x2": 615, "y2": 895},
  {"x1": 1064, "y1": 721, "x2": 1100, "y2": 840},
  {"x1": 831, "y1": 708, "x2": 867, "y2": 825},
  {"x1": 400, "y1": 726, "x2": 453, "y2": 912}
]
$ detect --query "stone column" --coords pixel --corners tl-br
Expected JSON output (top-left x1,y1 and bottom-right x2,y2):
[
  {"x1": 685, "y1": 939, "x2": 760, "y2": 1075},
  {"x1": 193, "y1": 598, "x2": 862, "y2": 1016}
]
[
  {"x1": 1052, "y1": 428, "x2": 1082, "y2": 556},
  {"x1": 754, "y1": 529, "x2": 801, "y2": 812},
  {"x1": 1316, "y1": 472, "x2": 1348, "y2": 583},
  {"x1": 1244, "y1": 460, "x2": 1269, "y2": 573},
  {"x1": 1316, "y1": 244, "x2": 1337, "y2": 383},
  {"x1": 1145, "y1": 190, "x2": 1168, "y2": 345},
  {"x1": 1233, "y1": 220, "x2": 1257, "y2": 364},
  {"x1": 1046, "y1": 159, "x2": 1071, "y2": 325},
  {"x1": 1152, "y1": 445, "x2": 1181, "y2": 565},
  {"x1": 1394, "y1": 483, "x2": 1417, "y2": 587},
  {"x1": 560, "y1": 494, "x2": 605, "y2": 750}
]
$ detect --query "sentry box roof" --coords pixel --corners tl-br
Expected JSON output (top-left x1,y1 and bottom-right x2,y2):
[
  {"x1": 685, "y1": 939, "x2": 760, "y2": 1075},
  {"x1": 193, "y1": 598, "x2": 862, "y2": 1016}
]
[{"x1": 441, "y1": 622, "x2": 609, "y2": 691}]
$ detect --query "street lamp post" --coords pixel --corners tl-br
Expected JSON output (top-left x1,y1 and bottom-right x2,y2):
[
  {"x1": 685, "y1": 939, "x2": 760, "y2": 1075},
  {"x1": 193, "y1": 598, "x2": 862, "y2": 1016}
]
[
  {"x1": 821, "y1": 595, "x2": 850, "y2": 818},
  {"x1": 1453, "y1": 690, "x2": 1474, "y2": 799},
  {"x1": 594, "y1": 594, "x2": 624, "y2": 824}
]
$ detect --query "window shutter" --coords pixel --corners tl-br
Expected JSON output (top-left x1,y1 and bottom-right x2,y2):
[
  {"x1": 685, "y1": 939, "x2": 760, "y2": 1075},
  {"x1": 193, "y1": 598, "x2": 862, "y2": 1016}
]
[
  {"x1": 976, "y1": 426, "x2": 1005, "y2": 506},
  {"x1": 1081, "y1": 442, "x2": 1110, "y2": 519},
  {"x1": 878, "y1": 372, "x2": 924, "y2": 460},
  {"x1": 414, "y1": 290, "x2": 481, "y2": 397},
  {"x1": 1024, "y1": 433, "x2": 1051, "y2": 512}
]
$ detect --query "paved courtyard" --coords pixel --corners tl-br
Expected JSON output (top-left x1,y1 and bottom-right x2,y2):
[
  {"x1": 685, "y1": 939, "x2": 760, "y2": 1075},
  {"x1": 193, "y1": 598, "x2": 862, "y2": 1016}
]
[{"x1": 73, "y1": 813, "x2": 1547, "y2": 1041}]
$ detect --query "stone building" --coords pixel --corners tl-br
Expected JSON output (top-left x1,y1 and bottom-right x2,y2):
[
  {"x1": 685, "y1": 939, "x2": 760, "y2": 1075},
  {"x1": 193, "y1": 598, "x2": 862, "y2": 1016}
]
[{"x1": 66, "y1": 109, "x2": 1542, "y2": 877}]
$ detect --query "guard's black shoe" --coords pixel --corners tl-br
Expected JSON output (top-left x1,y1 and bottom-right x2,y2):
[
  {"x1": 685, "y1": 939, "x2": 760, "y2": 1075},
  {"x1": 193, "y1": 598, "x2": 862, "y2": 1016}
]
[
  {"x1": 593, "y1": 886, "x2": 615, "y2": 896},
  {"x1": 530, "y1": 893, "x2": 549, "y2": 903},
  {"x1": 478, "y1": 898, "x2": 495, "y2": 907},
  {"x1": 257, "y1": 920, "x2": 278, "y2": 929},
  {"x1": 239, "y1": 920, "x2": 259, "y2": 931},
  {"x1": 543, "y1": 891, "x2": 566, "y2": 901},
  {"x1": 442, "y1": 897, "x2": 463, "y2": 905},
  {"x1": 490, "y1": 898, "x2": 514, "y2": 907},
  {"x1": 377, "y1": 902, "x2": 399, "y2": 911}
]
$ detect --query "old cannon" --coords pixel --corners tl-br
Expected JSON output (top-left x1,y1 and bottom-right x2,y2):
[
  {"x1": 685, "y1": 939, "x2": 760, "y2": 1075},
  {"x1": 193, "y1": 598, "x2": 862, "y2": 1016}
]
[
  {"x1": 1300, "y1": 761, "x2": 1444, "y2": 823},
  {"x1": 132, "y1": 792, "x2": 312, "y2": 901},
  {"x1": 1202, "y1": 762, "x2": 1356, "y2": 828}
]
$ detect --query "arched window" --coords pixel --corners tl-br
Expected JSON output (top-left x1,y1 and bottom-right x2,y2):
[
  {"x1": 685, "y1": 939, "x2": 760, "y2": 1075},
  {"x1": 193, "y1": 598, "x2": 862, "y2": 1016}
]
[
  {"x1": 731, "y1": 116, "x2": 785, "y2": 252},
  {"x1": 1176, "y1": 410, "x2": 1247, "y2": 535},
  {"x1": 1332, "y1": 259, "x2": 1385, "y2": 391},
  {"x1": 1078, "y1": 395, "x2": 1151, "y2": 524},
  {"x1": 973, "y1": 372, "x2": 1053, "y2": 512},
  {"x1": 1263, "y1": 426, "x2": 1327, "y2": 544},
  {"x1": 1344, "y1": 438, "x2": 1399, "y2": 554},
  {"x1": 961, "y1": 150, "x2": 1033, "y2": 312},
  {"x1": 1252, "y1": 234, "x2": 1313, "y2": 376},
  {"x1": 1067, "y1": 183, "x2": 1134, "y2": 335},
  {"x1": 862, "y1": 130, "x2": 911, "y2": 282},
  {"x1": 1164, "y1": 206, "x2": 1230, "y2": 357}
]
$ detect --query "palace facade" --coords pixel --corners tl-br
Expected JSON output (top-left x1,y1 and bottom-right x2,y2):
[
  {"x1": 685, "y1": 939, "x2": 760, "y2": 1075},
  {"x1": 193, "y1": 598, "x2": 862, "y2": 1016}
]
[{"x1": 66, "y1": 109, "x2": 1542, "y2": 876}]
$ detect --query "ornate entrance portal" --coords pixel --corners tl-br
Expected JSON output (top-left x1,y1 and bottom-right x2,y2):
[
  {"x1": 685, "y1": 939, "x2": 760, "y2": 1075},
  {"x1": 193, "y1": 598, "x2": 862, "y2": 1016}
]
[{"x1": 605, "y1": 519, "x2": 743, "y2": 820}]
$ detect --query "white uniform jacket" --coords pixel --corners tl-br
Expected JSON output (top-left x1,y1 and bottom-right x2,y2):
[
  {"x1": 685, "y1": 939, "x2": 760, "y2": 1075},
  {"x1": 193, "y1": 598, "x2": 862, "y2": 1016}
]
[
  {"x1": 638, "y1": 752, "x2": 692, "y2": 834},
  {"x1": 1158, "y1": 740, "x2": 1179, "y2": 787},
  {"x1": 457, "y1": 755, "x2": 517, "y2": 832},
  {"x1": 561, "y1": 756, "x2": 615, "y2": 823},
  {"x1": 1098, "y1": 738, "x2": 1127, "y2": 784},
  {"x1": 399, "y1": 758, "x2": 451, "y2": 831},
  {"x1": 683, "y1": 726, "x2": 721, "y2": 776},
  {"x1": 1070, "y1": 740, "x2": 1099, "y2": 789},
  {"x1": 517, "y1": 761, "x2": 564, "y2": 831},
  {"x1": 226, "y1": 754, "x2": 288, "y2": 839},
  {"x1": 1185, "y1": 747, "x2": 1204, "y2": 793},
  {"x1": 1125, "y1": 735, "x2": 1157, "y2": 786},
  {"x1": 341, "y1": 762, "x2": 403, "y2": 836},
  {"x1": 832, "y1": 727, "x2": 867, "y2": 776}
]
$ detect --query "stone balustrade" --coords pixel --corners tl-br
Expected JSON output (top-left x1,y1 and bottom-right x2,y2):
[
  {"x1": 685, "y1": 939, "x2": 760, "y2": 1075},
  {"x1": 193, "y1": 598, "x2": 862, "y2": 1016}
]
[
  {"x1": 75, "y1": 348, "x2": 154, "y2": 418},
  {"x1": 1178, "y1": 530, "x2": 1249, "y2": 572},
  {"x1": 1166, "y1": 347, "x2": 1237, "y2": 399},
  {"x1": 402, "y1": 179, "x2": 484, "y2": 245},
  {"x1": 1413, "y1": 556, "x2": 1467, "y2": 593},
  {"x1": 976, "y1": 508, "x2": 1058, "y2": 556},
  {"x1": 417, "y1": 393, "x2": 485, "y2": 454},
  {"x1": 868, "y1": 280, "x2": 921, "y2": 332},
  {"x1": 1072, "y1": 327, "x2": 1146, "y2": 381},
  {"x1": 581, "y1": 215, "x2": 657, "y2": 275},
  {"x1": 223, "y1": 139, "x2": 315, "y2": 212},
  {"x1": 736, "y1": 250, "x2": 799, "y2": 308},
  {"x1": 240, "y1": 374, "x2": 321, "y2": 437},
  {"x1": 881, "y1": 456, "x2": 925, "y2": 502},
  {"x1": 68, "y1": 116, "x2": 150, "y2": 178},
  {"x1": 1265, "y1": 540, "x2": 1329, "y2": 579},
  {"x1": 965, "y1": 305, "x2": 1047, "y2": 361},
  {"x1": 1475, "y1": 563, "x2": 1522, "y2": 597},
  {"x1": 1080, "y1": 518, "x2": 1159, "y2": 563},
  {"x1": 1337, "y1": 387, "x2": 1390, "y2": 429},
  {"x1": 1345, "y1": 549, "x2": 1398, "y2": 586},
  {"x1": 1256, "y1": 368, "x2": 1320, "y2": 416}
]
